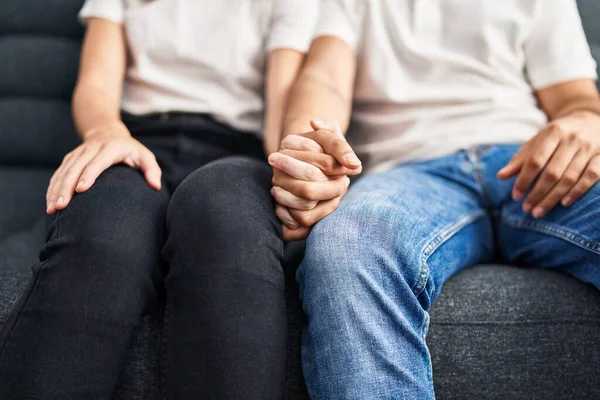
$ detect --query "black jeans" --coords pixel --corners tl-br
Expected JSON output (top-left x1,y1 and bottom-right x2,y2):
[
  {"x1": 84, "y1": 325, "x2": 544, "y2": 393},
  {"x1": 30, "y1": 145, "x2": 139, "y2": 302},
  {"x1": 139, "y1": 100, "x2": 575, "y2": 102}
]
[{"x1": 0, "y1": 114, "x2": 287, "y2": 399}]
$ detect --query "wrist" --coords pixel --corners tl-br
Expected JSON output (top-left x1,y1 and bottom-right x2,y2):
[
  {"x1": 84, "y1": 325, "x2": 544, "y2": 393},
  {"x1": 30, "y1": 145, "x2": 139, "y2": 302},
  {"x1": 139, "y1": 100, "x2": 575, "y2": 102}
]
[
  {"x1": 556, "y1": 102, "x2": 600, "y2": 120},
  {"x1": 568, "y1": 109, "x2": 600, "y2": 120},
  {"x1": 82, "y1": 120, "x2": 130, "y2": 141},
  {"x1": 282, "y1": 116, "x2": 314, "y2": 139}
]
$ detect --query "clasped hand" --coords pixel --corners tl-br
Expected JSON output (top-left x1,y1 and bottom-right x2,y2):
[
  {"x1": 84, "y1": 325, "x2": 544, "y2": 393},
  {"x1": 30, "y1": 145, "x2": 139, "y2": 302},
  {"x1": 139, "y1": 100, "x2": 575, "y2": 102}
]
[{"x1": 269, "y1": 120, "x2": 362, "y2": 241}]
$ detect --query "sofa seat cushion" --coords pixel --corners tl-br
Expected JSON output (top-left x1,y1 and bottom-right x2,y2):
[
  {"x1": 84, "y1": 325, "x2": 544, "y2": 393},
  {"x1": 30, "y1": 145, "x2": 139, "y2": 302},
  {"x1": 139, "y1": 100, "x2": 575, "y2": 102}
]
[
  {"x1": 0, "y1": 167, "x2": 52, "y2": 241},
  {"x1": 429, "y1": 265, "x2": 600, "y2": 399}
]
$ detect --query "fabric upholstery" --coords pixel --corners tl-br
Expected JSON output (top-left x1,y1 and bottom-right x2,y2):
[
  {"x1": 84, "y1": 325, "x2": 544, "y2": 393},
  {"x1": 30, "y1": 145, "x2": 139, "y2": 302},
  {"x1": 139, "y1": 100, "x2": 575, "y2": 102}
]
[{"x1": 0, "y1": 0, "x2": 599, "y2": 399}]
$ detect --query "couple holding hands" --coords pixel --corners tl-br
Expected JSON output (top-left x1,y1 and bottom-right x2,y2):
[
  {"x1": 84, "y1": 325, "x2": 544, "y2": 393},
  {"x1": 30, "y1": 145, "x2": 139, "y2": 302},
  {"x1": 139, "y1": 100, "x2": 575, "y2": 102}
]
[{"x1": 2, "y1": 0, "x2": 600, "y2": 399}]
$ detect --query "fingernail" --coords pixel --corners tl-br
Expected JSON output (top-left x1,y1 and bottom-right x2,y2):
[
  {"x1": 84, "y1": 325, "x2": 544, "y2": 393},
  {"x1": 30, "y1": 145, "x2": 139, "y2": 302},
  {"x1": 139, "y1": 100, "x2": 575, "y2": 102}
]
[
  {"x1": 287, "y1": 220, "x2": 299, "y2": 229},
  {"x1": 47, "y1": 201, "x2": 54, "y2": 212},
  {"x1": 312, "y1": 119, "x2": 324, "y2": 125},
  {"x1": 344, "y1": 153, "x2": 361, "y2": 166},
  {"x1": 268, "y1": 153, "x2": 280, "y2": 166},
  {"x1": 532, "y1": 206, "x2": 545, "y2": 218},
  {"x1": 562, "y1": 196, "x2": 573, "y2": 207},
  {"x1": 522, "y1": 202, "x2": 532, "y2": 213},
  {"x1": 57, "y1": 196, "x2": 64, "y2": 206},
  {"x1": 345, "y1": 176, "x2": 351, "y2": 187},
  {"x1": 512, "y1": 189, "x2": 524, "y2": 201},
  {"x1": 76, "y1": 180, "x2": 85, "y2": 191}
]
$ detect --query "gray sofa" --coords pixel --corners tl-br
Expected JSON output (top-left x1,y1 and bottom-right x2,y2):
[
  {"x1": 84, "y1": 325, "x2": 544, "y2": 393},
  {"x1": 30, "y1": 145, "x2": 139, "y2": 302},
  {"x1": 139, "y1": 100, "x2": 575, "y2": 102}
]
[{"x1": 1, "y1": 1, "x2": 599, "y2": 399}]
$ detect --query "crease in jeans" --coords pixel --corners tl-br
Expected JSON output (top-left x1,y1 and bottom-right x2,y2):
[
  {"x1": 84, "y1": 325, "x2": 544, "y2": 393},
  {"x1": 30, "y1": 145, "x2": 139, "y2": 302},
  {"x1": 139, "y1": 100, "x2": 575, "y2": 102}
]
[
  {"x1": 415, "y1": 209, "x2": 486, "y2": 296},
  {"x1": 503, "y1": 216, "x2": 600, "y2": 256}
]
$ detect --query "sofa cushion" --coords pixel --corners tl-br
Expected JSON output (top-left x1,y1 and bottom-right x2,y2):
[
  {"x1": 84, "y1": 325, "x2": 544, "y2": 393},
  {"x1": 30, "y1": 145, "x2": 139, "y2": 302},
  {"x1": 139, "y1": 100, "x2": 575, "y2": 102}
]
[
  {"x1": 0, "y1": 0, "x2": 83, "y2": 167},
  {"x1": 578, "y1": 0, "x2": 600, "y2": 85},
  {"x1": 0, "y1": 0, "x2": 84, "y2": 38},
  {"x1": 0, "y1": 99, "x2": 79, "y2": 167},
  {"x1": 429, "y1": 265, "x2": 600, "y2": 399},
  {"x1": 0, "y1": 167, "x2": 52, "y2": 241}
]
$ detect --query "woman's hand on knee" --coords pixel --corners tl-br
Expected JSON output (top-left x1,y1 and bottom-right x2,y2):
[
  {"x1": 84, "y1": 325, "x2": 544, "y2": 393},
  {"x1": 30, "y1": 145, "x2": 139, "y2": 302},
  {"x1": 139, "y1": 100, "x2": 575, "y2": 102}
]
[{"x1": 46, "y1": 122, "x2": 162, "y2": 214}]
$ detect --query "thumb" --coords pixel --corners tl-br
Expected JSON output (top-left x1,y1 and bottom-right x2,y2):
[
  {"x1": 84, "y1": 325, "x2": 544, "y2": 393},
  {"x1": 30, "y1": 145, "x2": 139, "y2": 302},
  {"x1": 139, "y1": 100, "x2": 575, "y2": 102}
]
[
  {"x1": 139, "y1": 150, "x2": 162, "y2": 191},
  {"x1": 311, "y1": 119, "x2": 342, "y2": 135},
  {"x1": 497, "y1": 145, "x2": 528, "y2": 179}
]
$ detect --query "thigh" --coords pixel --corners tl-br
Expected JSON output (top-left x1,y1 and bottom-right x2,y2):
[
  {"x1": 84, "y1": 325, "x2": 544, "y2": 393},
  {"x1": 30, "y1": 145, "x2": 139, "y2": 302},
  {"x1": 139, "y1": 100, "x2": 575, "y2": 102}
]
[
  {"x1": 164, "y1": 155, "x2": 282, "y2": 282},
  {"x1": 162, "y1": 156, "x2": 286, "y2": 400},
  {"x1": 499, "y1": 182, "x2": 600, "y2": 289},
  {"x1": 303, "y1": 159, "x2": 494, "y2": 308},
  {"x1": 139, "y1": 118, "x2": 265, "y2": 190},
  {"x1": 37, "y1": 165, "x2": 170, "y2": 308}
]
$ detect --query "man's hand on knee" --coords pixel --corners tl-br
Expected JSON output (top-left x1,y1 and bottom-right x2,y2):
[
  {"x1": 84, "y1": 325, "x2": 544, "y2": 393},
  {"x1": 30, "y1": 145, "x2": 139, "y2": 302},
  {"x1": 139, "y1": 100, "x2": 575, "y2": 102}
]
[{"x1": 268, "y1": 119, "x2": 361, "y2": 241}]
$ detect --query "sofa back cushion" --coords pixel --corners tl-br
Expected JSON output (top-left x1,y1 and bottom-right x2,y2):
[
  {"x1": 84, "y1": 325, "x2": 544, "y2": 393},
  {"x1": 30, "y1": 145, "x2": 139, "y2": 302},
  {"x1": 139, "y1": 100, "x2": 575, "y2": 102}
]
[
  {"x1": 0, "y1": 0, "x2": 83, "y2": 167},
  {"x1": 578, "y1": 0, "x2": 600, "y2": 81}
]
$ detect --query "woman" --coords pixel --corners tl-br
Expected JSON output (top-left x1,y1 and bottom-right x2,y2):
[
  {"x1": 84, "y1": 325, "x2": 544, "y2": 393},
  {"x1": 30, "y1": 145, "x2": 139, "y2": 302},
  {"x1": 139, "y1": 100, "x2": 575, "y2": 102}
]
[{"x1": 0, "y1": 0, "x2": 318, "y2": 398}]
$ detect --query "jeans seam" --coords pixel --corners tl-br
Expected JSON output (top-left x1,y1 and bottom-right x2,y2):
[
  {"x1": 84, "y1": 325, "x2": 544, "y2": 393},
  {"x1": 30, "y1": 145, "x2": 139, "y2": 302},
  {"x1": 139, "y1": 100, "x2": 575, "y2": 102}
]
[
  {"x1": 414, "y1": 209, "x2": 486, "y2": 296},
  {"x1": 503, "y1": 216, "x2": 600, "y2": 256},
  {"x1": 160, "y1": 294, "x2": 169, "y2": 400},
  {"x1": 0, "y1": 213, "x2": 62, "y2": 357}
]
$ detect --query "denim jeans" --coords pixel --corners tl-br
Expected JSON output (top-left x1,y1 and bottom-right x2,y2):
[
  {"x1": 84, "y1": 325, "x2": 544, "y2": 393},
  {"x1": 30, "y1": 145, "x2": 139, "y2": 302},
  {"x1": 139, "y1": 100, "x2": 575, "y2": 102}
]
[
  {"x1": 0, "y1": 114, "x2": 287, "y2": 399},
  {"x1": 298, "y1": 144, "x2": 600, "y2": 399}
]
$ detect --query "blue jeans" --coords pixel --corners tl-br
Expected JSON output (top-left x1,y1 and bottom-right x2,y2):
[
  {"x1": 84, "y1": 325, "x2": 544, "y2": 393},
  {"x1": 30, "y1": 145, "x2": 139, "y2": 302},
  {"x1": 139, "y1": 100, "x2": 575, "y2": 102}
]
[{"x1": 298, "y1": 145, "x2": 600, "y2": 399}]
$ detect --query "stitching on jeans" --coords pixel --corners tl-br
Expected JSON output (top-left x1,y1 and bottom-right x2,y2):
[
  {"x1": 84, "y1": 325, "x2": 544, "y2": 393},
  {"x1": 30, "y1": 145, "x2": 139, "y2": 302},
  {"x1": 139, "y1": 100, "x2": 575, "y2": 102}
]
[
  {"x1": 414, "y1": 210, "x2": 486, "y2": 296},
  {"x1": 160, "y1": 295, "x2": 169, "y2": 400},
  {"x1": 0, "y1": 213, "x2": 62, "y2": 357},
  {"x1": 503, "y1": 216, "x2": 600, "y2": 256}
]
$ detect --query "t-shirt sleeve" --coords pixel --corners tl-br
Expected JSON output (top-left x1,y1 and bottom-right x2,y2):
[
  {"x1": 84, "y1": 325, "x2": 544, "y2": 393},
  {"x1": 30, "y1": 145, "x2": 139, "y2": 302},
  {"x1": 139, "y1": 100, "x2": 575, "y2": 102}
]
[
  {"x1": 79, "y1": 0, "x2": 125, "y2": 25},
  {"x1": 524, "y1": 0, "x2": 598, "y2": 89},
  {"x1": 314, "y1": 0, "x2": 360, "y2": 50},
  {"x1": 266, "y1": 0, "x2": 319, "y2": 53}
]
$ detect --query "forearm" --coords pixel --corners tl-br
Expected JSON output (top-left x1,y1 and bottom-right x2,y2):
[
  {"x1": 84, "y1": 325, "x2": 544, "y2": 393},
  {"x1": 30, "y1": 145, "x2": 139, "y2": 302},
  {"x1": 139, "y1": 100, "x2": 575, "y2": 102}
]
[
  {"x1": 553, "y1": 97, "x2": 600, "y2": 120},
  {"x1": 264, "y1": 49, "x2": 305, "y2": 155},
  {"x1": 283, "y1": 71, "x2": 353, "y2": 136},
  {"x1": 537, "y1": 79, "x2": 600, "y2": 121},
  {"x1": 72, "y1": 18, "x2": 128, "y2": 140},
  {"x1": 283, "y1": 37, "x2": 356, "y2": 137},
  {"x1": 72, "y1": 82, "x2": 125, "y2": 140}
]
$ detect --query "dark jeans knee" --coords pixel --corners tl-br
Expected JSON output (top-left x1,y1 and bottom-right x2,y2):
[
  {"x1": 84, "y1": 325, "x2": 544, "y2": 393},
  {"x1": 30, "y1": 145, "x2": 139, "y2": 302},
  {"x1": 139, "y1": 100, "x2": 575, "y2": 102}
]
[
  {"x1": 44, "y1": 165, "x2": 170, "y2": 317},
  {"x1": 164, "y1": 156, "x2": 284, "y2": 289}
]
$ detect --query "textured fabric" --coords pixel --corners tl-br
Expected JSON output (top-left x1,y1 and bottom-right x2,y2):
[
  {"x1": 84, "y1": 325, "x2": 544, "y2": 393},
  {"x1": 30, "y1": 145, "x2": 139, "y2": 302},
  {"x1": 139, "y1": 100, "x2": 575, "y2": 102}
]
[
  {"x1": 297, "y1": 145, "x2": 600, "y2": 399},
  {"x1": 0, "y1": 0, "x2": 600, "y2": 399},
  {"x1": 315, "y1": 0, "x2": 598, "y2": 173},
  {"x1": 0, "y1": 0, "x2": 83, "y2": 167},
  {"x1": 429, "y1": 265, "x2": 600, "y2": 400},
  {"x1": 0, "y1": 100, "x2": 80, "y2": 167},
  {"x1": 0, "y1": 168, "x2": 53, "y2": 241},
  {"x1": 0, "y1": 116, "x2": 289, "y2": 399}
]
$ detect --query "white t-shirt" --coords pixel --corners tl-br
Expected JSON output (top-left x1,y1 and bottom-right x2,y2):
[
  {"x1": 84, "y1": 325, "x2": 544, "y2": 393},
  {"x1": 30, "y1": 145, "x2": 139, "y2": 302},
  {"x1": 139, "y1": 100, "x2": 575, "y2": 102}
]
[
  {"x1": 317, "y1": 0, "x2": 598, "y2": 172},
  {"x1": 79, "y1": 0, "x2": 318, "y2": 134}
]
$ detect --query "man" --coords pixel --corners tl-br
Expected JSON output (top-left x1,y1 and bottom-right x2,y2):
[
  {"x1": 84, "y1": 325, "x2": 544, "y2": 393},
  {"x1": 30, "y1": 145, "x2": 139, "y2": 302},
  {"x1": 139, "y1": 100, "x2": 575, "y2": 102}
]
[{"x1": 268, "y1": 0, "x2": 600, "y2": 398}]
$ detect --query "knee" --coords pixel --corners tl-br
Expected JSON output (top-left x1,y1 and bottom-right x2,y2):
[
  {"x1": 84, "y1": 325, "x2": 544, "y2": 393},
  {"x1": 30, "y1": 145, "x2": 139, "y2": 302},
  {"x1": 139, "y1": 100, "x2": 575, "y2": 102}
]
[
  {"x1": 57, "y1": 166, "x2": 169, "y2": 270},
  {"x1": 165, "y1": 157, "x2": 283, "y2": 284},
  {"x1": 167, "y1": 156, "x2": 275, "y2": 235},
  {"x1": 299, "y1": 193, "x2": 420, "y2": 301}
]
